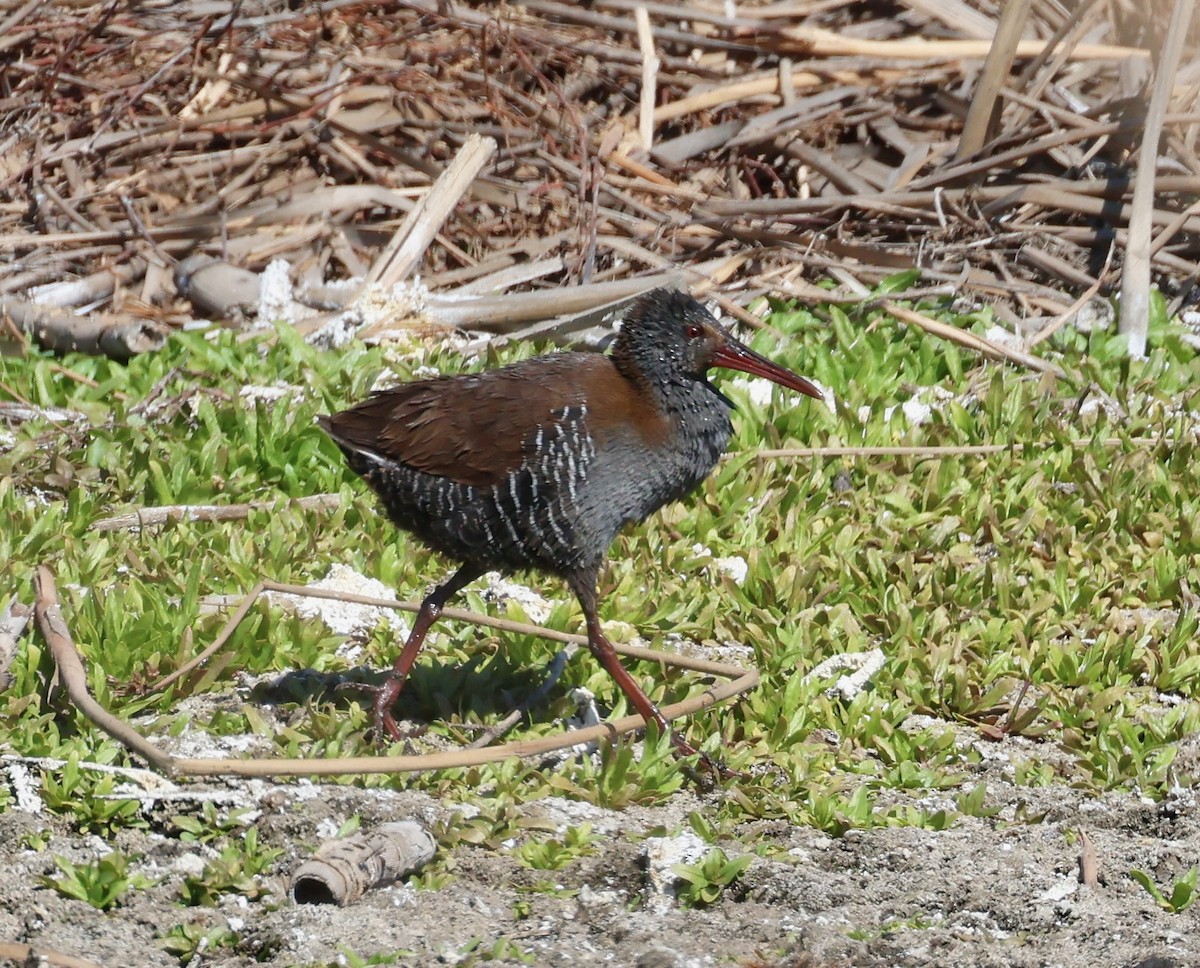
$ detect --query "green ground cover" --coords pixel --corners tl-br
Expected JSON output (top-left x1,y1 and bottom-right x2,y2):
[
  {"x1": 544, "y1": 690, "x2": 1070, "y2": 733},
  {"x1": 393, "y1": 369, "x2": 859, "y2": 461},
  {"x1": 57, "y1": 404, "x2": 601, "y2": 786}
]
[{"x1": 3, "y1": 287, "x2": 1199, "y2": 880}]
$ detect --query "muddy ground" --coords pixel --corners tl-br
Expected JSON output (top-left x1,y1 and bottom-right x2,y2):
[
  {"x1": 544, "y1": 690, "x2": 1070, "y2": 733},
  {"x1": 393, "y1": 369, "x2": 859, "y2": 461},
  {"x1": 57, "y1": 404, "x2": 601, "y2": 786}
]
[{"x1": 2, "y1": 719, "x2": 1198, "y2": 968}]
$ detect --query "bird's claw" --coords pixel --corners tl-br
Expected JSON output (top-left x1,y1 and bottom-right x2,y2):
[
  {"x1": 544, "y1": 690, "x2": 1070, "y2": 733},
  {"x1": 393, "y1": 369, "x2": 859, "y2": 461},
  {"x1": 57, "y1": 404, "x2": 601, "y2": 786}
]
[
  {"x1": 336, "y1": 677, "x2": 427, "y2": 744},
  {"x1": 669, "y1": 731, "x2": 744, "y2": 782}
]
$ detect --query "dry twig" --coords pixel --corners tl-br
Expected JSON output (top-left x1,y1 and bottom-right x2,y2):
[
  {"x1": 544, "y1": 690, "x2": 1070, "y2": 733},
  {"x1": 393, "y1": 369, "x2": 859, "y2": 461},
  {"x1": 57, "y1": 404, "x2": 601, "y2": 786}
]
[
  {"x1": 90, "y1": 494, "x2": 343, "y2": 533},
  {"x1": 34, "y1": 565, "x2": 177, "y2": 774},
  {"x1": 0, "y1": 0, "x2": 1190, "y2": 361},
  {"x1": 1118, "y1": 0, "x2": 1195, "y2": 356},
  {"x1": 45, "y1": 576, "x2": 758, "y2": 778}
]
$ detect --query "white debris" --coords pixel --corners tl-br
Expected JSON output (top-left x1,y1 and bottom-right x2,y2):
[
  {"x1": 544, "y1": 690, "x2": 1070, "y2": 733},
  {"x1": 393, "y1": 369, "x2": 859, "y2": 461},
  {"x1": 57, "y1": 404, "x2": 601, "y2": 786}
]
[
  {"x1": 577, "y1": 884, "x2": 625, "y2": 909},
  {"x1": 898, "y1": 398, "x2": 933, "y2": 425},
  {"x1": 983, "y1": 324, "x2": 1023, "y2": 348},
  {"x1": 867, "y1": 384, "x2": 958, "y2": 426},
  {"x1": 559, "y1": 688, "x2": 604, "y2": 759},
  {"x1": 310, "y1": 312, "x2": 364, "y2": 350},
  {"x1": 291, "y1": 779, "x2": 321, "y2": 801},
  {"x1": 1073, "y1": 298, "x2": 1115, "y2": 334},
  {"x1": 367, "y1": 368, "x2": 405, "y2": 394},
  {"x1": 1038, "y1": 879, "x2": 1078, "y2": 903},
  {"x1": 859, "y1": 388, "x2": 943, "y2": 425},
  {"x1": 531, "y1": 796, "x2": 611, "y2": 834},
  {"x1": 478, "y1": 572, "x2": 553, "y2": 624},
  {"x1": 803, "y1": 648, "x2": 887, "y2": 700},
  {"x1": 657, "y1": 632, "x2": 754, "y2": 667},
  {"x1": 315, "y1": 816, "x2": 344, "y2": 840},
  {"x1": 267, "y1": 564, "x2": 410, "y2": 641},
  {"x1": 255, "y1": 259, "x2": 291, "y2": 326},
  {"x1": 7, "y1": 761, "x2": 44, "y2": 814},
  {"x1": 442, "y1": 801, "x2": 481, "y2": 820},
  {"x1": 165, "y1": 729, "x2": 263, "y2": 761},
  {"x1": 239, "y1": 382, "x2": 296, "y2": 406},
  {"x1": 1077, "y1": 394, "x2": 1124, "y2": 420},
  {"x1": 804, "y1": 377, "x2": 837, "y2": 415},
  {"x1": 256, "y1": 258, "x2": 316, "y2": 328},
  {"x1": 725, "y1": 376, "x2": 776, "y2": 408},
  {"x1": 173, "y1": 853, "x2": 208, "y2": 877},
  {"x1": 707, "y1": 640, "x2": 755, "y2": 664},
  {"x1": 642, "y1": 828, "x2": 711, "y2": 912},
  {"x1": 713, "y1": 555, "x2": 748, "y2": 585},
  {"x1": 309, "y1": 280, "x2": 431, "y2": 348},
  {"x1": 568, "y1": 689, "x2": 601, "y2": 727},
  {"x1": 688, "y1": 545, "x2": 748, "y2": 585}
]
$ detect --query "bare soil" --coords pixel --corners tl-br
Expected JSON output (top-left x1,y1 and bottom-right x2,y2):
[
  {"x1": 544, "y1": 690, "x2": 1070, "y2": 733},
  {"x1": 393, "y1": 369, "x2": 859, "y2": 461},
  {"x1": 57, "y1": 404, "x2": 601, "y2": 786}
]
[{"x1": 4, "y1": 726, "x2": 1198, "y2": 968}]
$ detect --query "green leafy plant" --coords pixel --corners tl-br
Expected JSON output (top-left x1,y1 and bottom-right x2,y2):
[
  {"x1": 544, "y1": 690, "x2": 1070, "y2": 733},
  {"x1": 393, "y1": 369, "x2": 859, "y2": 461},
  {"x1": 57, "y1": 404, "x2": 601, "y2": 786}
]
[
  {"x1": 20, "y1": 828, "x2": 52, "y2": 851},
  {"x1": 409, "y1": 861, "x2": 456, "y2": 892},
  {"x1": 848, "y1": 913, "x2": 937, "y2": 941},
  {"x1": 170, "y1": 801, "x2": 255, "y2": 844},
  {"x1": 439, "y1": 802, "x2": 524, "y2": 851},
  {"x1": 6, "y1": 291, "x2": 1200, "y2": 963},
  {"x1": 160, "y1": 921, "x2": 238, "y2": 963},
  {"x1": 547, "y1": 727, "x2": 687, "y2": 809},
  {"x1": 672, "y1": 848, "x2": 753, "y2": 908},
  {"x1": 515, "y1": 879, "x2": 580, "y2": 913},
  {"x1": 40, "y1": 852, "x2": 154, "y2": 911},
  {"x1": 454, "y1": 936, "x2": 535, "y2": 966},
  {"x1": 1130, "y1": 866, "x2": 1198, "y2": 913},
  {"x1": 515, "y1": 823, "x2": 598, "y2": 870},
  {"x1": 178, "y1": 827, "x2": 282, "y2": 906},
  {"x1": 953, "y1": 783, "x2": 1000, "y2": 819},
  {"x1": 39, "y1": 754, "x2": 146, "y2": 836},
  {"x1": 330, "y1": 947, "x2": 415, "y2": 967}
]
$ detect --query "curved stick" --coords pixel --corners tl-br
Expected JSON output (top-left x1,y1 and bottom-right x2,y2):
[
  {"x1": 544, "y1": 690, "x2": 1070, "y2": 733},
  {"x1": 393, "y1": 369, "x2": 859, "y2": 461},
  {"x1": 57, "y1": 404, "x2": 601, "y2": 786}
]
[
  {"x1": 34, "y1": 566, "x2": 178, "y2": 776},
  {"x1": 39, "y1": 575, "x2": 759, "y2": 778}
]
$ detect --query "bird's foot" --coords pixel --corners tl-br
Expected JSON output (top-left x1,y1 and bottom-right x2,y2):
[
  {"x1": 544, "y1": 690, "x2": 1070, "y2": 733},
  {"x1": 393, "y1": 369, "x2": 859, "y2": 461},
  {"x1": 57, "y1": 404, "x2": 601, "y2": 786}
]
[
  {"x1": 370, "y1": 707, "x2": 429, "y2": 744},
  {"x1": 337, "y1": 677, "x2": 427, "y2": 744},
  {"x1": 669, "y1": 731, "x2": 745, "y2": 782}
]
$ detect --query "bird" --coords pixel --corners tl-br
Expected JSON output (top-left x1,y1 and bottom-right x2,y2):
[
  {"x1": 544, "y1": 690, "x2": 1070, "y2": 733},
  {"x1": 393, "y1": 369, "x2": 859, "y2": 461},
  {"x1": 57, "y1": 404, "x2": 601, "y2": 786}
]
[{"x1": 318, "y1": 287, "x2": 822, "y2": 762}]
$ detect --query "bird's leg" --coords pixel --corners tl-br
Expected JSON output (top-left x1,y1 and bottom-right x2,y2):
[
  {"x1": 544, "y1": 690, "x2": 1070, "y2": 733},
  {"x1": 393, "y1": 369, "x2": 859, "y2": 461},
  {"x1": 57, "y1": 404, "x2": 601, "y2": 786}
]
[
  {"x1": 368, "y1": 563, "x2": 484, "y2": 742},
  {"x1": 568, "y1": 572, "x2": 714, "y2": 769}
]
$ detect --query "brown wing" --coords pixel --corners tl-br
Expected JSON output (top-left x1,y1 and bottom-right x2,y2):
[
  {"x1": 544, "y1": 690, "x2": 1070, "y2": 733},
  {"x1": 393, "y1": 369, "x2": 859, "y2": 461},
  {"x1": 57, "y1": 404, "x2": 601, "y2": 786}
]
[{"x1": 321, "y1": 352, "x2": 655, "y2": 488}]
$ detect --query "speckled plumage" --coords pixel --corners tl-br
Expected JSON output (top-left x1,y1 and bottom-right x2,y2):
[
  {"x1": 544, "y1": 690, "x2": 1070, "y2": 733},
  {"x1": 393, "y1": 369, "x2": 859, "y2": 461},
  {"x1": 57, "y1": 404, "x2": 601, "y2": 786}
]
[{"x1": 318, "y1": 287, "x2": 821, "y2": 759}]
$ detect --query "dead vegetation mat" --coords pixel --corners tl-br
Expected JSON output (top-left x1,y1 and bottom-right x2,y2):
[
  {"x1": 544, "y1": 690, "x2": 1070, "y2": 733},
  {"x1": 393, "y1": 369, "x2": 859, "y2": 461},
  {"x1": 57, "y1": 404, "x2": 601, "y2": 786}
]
[{"x1": 1, "y1": 0, "x2": 1199, "y2": 357}]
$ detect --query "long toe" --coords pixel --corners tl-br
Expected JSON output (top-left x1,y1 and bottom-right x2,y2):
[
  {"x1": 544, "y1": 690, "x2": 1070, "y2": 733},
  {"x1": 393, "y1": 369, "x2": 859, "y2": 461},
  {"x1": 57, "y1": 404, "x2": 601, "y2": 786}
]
[
  {"x1": 334, "y1": 677, "x2": 422, "y2": 743},
  {"x1": 670, "y1": 732, "x2": 744, "y2": 781},
  {"x1": 371, "y1": 678, "x2": 432, "y2": 743},
  {"x1": 368, "y1": 698, "x2": 430, "y2": 744}
]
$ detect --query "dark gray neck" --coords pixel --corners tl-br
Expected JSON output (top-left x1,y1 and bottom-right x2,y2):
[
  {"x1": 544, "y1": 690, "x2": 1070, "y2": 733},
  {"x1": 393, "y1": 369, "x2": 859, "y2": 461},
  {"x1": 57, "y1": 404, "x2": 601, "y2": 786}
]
[
  {"x1": 650, "y1": 375, "x2": 735, "y2": 503},
  {"x1": 610, "y1": 339, "x2": 736, "y2": 504}
]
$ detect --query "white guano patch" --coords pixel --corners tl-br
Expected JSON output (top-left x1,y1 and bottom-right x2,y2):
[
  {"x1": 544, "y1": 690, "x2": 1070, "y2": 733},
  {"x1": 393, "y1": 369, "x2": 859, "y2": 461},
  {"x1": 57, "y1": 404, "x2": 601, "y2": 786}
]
[{"x1": 266, "y1": 563, "x2": 410, "y2": 649}]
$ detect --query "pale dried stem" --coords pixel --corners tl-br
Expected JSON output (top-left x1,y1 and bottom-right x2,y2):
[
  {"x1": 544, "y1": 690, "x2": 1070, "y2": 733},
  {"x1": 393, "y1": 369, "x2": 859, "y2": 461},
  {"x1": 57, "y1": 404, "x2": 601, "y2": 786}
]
[
  {"x1": 34, "y1": 565, "x2": 177, "y2": 775},
  {"x1": 755, "y1": 439, "x2": 1165, "y2": 460},
  {"x1": 635, "y1": 6, "x2": 659, "y2": 154},
  {"x1": 1119, "y1": 0, "x2": 1195, "y2": 357},
  {"x1": 91, "y1": 494, "x2": 343, "y2": 533},
  {"x1": 882, "y1": 299, "x2": 1069, "y2": 378},
  {"x1": 366, "y1": 134, "x2": 497, "y2": 289},
  {"x1": 0, "y1": 1, "x2": 1194, "y2": 359},
  {"x1": 957, "y1": 0, "x2": 1032, "y2": 159}
]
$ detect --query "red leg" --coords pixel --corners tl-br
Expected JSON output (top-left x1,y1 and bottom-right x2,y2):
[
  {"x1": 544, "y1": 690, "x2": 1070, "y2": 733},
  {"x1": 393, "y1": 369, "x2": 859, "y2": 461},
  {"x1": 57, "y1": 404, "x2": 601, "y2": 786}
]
[
  {"x1": 568, "y1": 571, "x2": 708, "y2": 764},
  {"x1": 370, "y1": 564, "x2": 483, "y2": 741}
]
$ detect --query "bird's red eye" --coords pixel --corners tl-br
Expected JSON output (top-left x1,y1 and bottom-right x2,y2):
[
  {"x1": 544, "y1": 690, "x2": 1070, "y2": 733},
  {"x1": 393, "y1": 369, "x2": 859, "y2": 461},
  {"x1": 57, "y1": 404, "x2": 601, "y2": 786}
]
[{"x1": 685, "y1": 324, "x2": 703, "y2": 339}]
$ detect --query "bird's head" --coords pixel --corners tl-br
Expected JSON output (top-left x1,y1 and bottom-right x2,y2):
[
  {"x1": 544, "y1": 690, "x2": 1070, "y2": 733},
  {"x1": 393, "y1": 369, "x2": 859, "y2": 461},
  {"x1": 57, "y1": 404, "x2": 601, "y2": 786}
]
[{"x1": 614, "y1": 288, "x2": 823, "y2": 401}]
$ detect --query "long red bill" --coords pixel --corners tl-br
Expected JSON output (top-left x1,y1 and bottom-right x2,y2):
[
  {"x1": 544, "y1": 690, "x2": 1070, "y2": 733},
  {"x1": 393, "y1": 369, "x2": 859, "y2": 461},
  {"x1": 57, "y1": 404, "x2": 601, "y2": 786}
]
[{"x1": 712, "y1": 338, "x2": 824, "y2": 400}]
